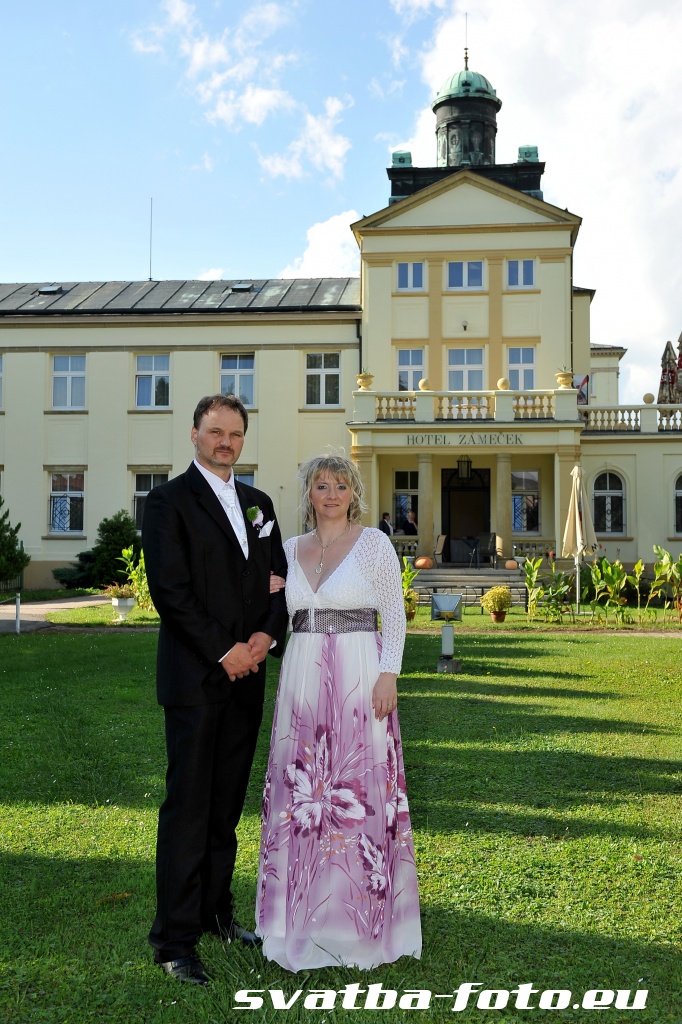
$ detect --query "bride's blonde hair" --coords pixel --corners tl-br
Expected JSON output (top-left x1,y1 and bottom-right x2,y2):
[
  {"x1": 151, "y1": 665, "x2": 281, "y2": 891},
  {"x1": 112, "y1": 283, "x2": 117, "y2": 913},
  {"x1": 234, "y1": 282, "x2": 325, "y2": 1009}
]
[{"x1": 299, "y1": 451, "x2": 367, "y2": 529}]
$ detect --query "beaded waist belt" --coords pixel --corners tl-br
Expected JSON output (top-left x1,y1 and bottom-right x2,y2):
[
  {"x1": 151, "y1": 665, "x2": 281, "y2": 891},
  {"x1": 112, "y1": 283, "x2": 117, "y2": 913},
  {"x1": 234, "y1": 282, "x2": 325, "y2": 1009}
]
[{"x1": 292, "y1": 608, "x2": 378, "y2": 634}]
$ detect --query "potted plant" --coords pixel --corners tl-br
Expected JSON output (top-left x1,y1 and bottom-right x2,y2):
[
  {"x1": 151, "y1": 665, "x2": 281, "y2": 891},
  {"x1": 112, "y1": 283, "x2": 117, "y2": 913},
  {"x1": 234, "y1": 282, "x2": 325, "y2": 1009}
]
[
  {"x1": 554, "y1": 366, "x2": 574, "y2": 389},
  {"x1": 401, "y1": 556, "x2": 420, "y2": 621},
  {"x1": 480, "y1": 585, "x2": 513, "y2": 623},
  {"x1": 105, "y1": 582, "x2": 136, "y2": 621},
  {"x1": 355, "y1": 368, "x2": 374, "y2": 391}
]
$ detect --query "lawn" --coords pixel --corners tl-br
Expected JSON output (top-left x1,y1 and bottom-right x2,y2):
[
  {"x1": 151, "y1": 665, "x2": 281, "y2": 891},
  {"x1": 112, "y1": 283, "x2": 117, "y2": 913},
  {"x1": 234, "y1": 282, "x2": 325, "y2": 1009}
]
[{"x1": 0, "y1": 631, "x2": 681, "y2": 1023}]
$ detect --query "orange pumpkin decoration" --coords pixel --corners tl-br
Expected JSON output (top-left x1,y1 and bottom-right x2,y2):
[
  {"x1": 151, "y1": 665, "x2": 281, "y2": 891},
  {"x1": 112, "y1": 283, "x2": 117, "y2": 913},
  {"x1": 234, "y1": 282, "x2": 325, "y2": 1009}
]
[
  {"x1": 414, "y1": 556, "x2": 434, "y2": 570},
  {"x1": 505, "y1": 559, "x2": 518, "y2": 570}
]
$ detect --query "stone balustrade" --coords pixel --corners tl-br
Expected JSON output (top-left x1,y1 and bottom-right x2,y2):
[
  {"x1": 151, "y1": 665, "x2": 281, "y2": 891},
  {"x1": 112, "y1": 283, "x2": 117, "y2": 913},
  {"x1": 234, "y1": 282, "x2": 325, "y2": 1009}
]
[{"x1": 351, "y1": 390, "x2": 682, "y2": 431}]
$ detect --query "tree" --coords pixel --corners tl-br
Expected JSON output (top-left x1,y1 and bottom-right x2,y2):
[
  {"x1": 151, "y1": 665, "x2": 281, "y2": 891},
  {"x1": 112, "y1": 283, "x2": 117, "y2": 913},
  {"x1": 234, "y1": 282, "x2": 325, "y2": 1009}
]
[
  {"x1": 52, "y1": 510, "x2": 141, "y2": 589},
  {"x1": 0, "y1": 495, "x2": 31, "y2": 585}
]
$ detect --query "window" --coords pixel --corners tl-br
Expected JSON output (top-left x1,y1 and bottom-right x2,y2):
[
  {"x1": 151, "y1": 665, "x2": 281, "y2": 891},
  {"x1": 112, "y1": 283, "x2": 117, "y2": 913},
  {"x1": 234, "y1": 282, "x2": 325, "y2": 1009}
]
[
  {"x1": 136, "y1": 354, "x2": 169, "y2": 408},
  {"x1": 508, "y1": 347, "x2": 535, "y2": 390},
  {"x1": 675, "y1": 474, "x2": 682, "y2": 534},
  {"x1": 133, "y1": 472, "x2": 169, "y2": 529},
  {"x1": 305, "y1": 353, "x2": 340, "y2": 406},
  {"x1": 52, "y1": 355, "x2": 85, "y2": 409},
  {"x1": 235, "y1": 472, "x2": 255, "y2": 487},
  {"x1": 0, "y1": 354, "x2": 3, "y2": 409},
  {"x1": 447, "y1": 261, "x2": 483, "y2": 289},
  {"x1": 49, "y1": 472, "x2": 84, "y2": 533},
  {"x1": 593, "y1": 471, "x2": 625, "y2": 534},
  {"x1": 512, "y1": 471, "x2": 539, "y2": 532},
  {"x1": 397, "y1": 262, "x2": 424, "y2": 290},
  {"x1": 507, "y1": 259, "x2": 535, "y2": 288},
  {"x1": 220, "y1": 353, "x2": 254, "y2": 407},
  {"x1": 394, "y1": 470, "x2": 419, "y2": 532},
  {"x1": 398, "y1": 349, "x2": 424, "y2": 391},
  {"x1": 448, "y1": 349, "x2": 484, "y2": 391}
]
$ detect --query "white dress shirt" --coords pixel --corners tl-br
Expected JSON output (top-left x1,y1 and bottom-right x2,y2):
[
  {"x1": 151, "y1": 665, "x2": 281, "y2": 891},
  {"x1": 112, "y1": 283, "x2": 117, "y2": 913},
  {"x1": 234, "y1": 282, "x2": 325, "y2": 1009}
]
[
  {"x1": 193, "y1": 459, "x2": 248, "y2": 556},
  {"x1": 193, "y1": 458, "x2": 274, "y2": 662}
]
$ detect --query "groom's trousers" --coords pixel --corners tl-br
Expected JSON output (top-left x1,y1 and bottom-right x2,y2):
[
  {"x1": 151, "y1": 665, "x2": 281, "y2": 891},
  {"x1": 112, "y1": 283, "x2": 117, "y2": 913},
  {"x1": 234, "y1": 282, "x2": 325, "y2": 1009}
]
[{"x1": 148, "y1": 670, "x2": 266, "y2": 961}]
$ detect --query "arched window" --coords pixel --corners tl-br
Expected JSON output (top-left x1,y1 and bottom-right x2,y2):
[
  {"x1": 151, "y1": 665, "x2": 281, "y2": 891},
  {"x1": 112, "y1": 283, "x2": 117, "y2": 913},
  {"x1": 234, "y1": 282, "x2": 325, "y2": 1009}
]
[
  {"x1": 593, "y1": 471, "x2": 625, "y2": 534},
  {"x1": 675, "y1": 474, "x2": 682, "y2": 534}
]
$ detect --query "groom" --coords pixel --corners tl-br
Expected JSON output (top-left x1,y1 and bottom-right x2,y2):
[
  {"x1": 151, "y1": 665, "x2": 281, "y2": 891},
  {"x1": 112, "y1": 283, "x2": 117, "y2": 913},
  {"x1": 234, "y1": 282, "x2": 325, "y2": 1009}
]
[{"x1": 143, "y1": 393, "x2": 288, "y2": 986}]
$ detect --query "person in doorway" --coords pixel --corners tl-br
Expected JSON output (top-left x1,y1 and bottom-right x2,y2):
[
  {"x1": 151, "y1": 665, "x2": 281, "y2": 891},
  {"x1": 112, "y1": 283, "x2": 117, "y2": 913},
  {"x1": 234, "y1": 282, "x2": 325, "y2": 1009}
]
[
  {"x1": 143, "y1": 393, "x2": 288, "y2": 986},
  {"x1": 403, "y1": 510, "x2": 418, "y2": 535},
  {"x1": 378, "y1": 511, "x2": 394, "y2": 536}
]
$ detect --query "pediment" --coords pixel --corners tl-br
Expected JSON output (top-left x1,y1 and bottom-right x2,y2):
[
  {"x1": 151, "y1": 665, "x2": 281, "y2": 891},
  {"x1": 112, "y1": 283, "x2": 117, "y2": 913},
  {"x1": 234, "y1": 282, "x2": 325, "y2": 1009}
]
[{"x1": 352, "y1": 170, "x2": 581, "y2": 236}]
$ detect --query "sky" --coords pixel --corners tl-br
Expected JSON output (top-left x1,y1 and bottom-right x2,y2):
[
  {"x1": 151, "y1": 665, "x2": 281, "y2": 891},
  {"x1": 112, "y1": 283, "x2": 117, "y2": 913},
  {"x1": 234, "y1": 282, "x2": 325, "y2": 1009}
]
[{"x1": 2, "y1": 0, "x2": 682, "y2": 403}]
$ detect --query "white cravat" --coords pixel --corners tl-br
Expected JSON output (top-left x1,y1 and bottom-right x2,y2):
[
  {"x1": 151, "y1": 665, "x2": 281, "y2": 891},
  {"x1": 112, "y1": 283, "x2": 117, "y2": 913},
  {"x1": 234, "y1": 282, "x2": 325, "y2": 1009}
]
[{"x1": 218, "y1": 481, "x2": 249, "y2": 556}]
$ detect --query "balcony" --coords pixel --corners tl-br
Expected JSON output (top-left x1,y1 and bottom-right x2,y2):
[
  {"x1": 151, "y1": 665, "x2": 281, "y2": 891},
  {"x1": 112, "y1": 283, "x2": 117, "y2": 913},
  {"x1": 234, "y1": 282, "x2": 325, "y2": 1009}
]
[{"x1": 350, "y1": 390, "x2": 682, "y2": 432}]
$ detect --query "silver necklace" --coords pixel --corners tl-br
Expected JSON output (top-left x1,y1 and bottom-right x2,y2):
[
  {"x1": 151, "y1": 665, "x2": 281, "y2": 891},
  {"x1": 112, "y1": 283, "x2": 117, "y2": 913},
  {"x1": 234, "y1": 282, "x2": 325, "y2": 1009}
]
[{"x1": 312, "y1": 522, "x2": 350, "y2": 574}]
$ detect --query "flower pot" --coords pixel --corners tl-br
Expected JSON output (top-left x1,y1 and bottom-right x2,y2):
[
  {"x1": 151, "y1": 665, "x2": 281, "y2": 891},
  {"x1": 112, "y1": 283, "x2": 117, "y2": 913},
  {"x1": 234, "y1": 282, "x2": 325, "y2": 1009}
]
[
  {"x1": 554, "y1": 371, "x2": 574, "y2": 389},
  {"x1": 356, "y1": 373, "x2": 374, "y2": 391},
  {"x1": 111, "y1": 597, "x2": 136, "y2": 621},
  {"x1": 490, "y1": 610, "x2": 507, "y2": 623}
]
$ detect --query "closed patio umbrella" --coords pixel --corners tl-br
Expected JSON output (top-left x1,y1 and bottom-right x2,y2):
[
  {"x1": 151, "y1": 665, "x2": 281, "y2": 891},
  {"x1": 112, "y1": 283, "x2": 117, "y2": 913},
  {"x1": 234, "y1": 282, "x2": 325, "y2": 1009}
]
[{"x1": 562, "y1": 465, "x2": 598, "y2": 614}]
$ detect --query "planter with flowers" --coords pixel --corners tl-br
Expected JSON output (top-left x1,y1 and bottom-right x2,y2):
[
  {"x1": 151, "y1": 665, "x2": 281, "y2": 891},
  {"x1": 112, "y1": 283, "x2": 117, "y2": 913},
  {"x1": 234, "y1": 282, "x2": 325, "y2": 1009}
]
[
  {"x1": 105, "y1": 583, "x2": 137, "y2": 621},
  {"x1": 480, "y1": 585, "x2": 513, "y2": 623}
]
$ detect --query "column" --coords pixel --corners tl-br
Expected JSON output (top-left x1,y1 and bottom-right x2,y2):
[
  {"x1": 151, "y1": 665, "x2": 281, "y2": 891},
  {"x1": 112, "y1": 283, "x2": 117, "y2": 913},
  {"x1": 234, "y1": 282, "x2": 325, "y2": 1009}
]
[
  {"x1": 495, "y1": 453, "x2": 512, "y2": 561},
  {"x1": 351, "y1": 444, "x2": 375, "y2": 527},
  {"x1": 417, "y1": 452, "x2": 434, "y2": 557},
  {"x1": 554, "y1": 447, "x2": 580, "y2": 554}
]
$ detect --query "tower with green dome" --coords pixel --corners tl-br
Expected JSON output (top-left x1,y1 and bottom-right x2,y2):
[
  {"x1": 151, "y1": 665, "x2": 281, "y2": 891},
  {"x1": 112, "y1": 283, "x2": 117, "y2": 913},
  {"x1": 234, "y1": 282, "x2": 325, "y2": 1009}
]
[
  {"x1": 432, "y1": 51, "x2": 502, "y2": 168},
  {"x1": 387, "y1": 52, "x2": 544, "y2": 204}
]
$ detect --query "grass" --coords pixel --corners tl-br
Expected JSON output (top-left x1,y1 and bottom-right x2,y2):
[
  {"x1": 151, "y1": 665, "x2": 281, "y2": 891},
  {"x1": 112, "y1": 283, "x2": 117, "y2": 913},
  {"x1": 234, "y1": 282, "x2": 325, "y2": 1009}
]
[
  {"x1": 40, "y1": 603, "x2": 682, "y2": 632},
  {"x1": 1, "y1": 631, "x2": 681, "y2": 1022}
]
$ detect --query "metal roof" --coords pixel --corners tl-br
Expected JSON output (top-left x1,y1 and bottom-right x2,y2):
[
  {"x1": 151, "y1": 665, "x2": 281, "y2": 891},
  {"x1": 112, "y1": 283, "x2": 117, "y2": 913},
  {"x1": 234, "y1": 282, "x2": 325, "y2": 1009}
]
[{"x1": 0, "y1": 278, "x2": 361, "y2": 316}]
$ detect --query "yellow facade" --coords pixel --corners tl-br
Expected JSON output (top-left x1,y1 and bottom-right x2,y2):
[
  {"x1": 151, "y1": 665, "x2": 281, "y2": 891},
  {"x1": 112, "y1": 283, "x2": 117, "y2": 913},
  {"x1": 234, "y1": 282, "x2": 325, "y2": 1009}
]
[{"x1": 1, "y1": 172, "x2": 681, "y2": 587}]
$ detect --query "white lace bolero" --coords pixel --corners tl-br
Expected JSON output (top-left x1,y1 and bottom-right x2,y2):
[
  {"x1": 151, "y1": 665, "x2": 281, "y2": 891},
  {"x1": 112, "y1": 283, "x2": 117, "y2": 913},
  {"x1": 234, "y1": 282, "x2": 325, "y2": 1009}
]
[{"x1": 283, "y1": 527, "x2": 406, "y2": 675}]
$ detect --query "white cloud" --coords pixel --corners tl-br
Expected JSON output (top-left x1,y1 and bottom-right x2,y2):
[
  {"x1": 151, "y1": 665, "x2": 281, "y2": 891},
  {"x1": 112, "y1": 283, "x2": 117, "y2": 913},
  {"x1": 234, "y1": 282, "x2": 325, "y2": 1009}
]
[
  {"x1": 280, "y1": 210, "x2": 360, "y2": 278},
  {"x1": 369, "y1": 76, "x2": 406, "y2": 100},
  {"x1": 131, "y1": 37, "x2": 164, "y2": 55},
  {"x1": 393, "y1": 0, "x2": 682, "y2": 403},
  {"x1": 190, "y1": 152, "x2": 214, "y2": 172},
  {"x1": 197, "y1": 267, "x2": 224, "y2": 280},
  {"x1": 132, "y1": 1, "x2": 347, "y2": 180},
  {"x1": 388, "y1": 0, "x2": 447, "y2": 22},
  {"x1": 384, "y1": 33, "x2": 408, "y2": 67},
  {"x1": 208, "y1": 84, "x2": 295, "y2": 128},
  {"x1": 162, "y1": 0, "x2": 196, "y2": 31},
  {"x1": 181, "y1": 33, "x2": 230, "y2": 77},
  {"x1": 261, "y1": 96, "x2": 352, "y2": 180}
]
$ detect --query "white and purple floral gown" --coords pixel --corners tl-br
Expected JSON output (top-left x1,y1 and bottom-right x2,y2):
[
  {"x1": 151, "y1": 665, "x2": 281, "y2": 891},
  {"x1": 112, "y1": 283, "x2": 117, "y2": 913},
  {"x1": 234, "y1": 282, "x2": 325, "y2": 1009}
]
[{"x1": 256, "y1": 527, "x2": 422, "y2": 972}]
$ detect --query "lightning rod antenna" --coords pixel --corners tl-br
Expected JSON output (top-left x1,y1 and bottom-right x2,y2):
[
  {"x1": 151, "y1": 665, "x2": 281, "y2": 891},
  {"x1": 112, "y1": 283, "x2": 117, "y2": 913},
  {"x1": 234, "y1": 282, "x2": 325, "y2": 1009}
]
[{"x1": 148, "y1": 198, "x2": 153, "y2": 281}]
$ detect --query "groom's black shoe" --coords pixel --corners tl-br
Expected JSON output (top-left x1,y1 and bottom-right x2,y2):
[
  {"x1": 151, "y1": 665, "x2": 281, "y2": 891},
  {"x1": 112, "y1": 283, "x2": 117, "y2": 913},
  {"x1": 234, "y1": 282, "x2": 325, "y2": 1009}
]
[
  {"x1": 154, "y1": 952, "x2": 210, "y2": 986},
  {"x1": 204, "y1": 919, "x2": 262, "y2": 947}
]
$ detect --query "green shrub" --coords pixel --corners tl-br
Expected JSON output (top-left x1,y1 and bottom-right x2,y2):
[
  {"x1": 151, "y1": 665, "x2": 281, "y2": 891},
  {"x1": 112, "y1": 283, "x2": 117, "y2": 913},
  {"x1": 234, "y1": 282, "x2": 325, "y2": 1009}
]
[
  {"x1": 52, "y1": 510, "x2": 140, "y2": 589},
  {"x1": 0, "y1": 495, "x2": 31, "y2": 585}
]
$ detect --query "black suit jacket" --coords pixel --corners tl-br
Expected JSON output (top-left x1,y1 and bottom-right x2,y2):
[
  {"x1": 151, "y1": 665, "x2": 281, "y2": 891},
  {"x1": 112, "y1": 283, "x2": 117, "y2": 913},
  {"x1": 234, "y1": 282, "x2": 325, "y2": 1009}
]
[{"x1": 142, "y1": 463, "x2": 288, "y2": 707}]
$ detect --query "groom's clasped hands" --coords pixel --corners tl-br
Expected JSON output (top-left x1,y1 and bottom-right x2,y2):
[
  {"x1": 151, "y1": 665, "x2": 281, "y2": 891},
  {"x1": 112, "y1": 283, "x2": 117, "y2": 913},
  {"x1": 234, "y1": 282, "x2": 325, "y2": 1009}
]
[{"x1": 220, "y1": 631, "x2": 273, "y2": 680}]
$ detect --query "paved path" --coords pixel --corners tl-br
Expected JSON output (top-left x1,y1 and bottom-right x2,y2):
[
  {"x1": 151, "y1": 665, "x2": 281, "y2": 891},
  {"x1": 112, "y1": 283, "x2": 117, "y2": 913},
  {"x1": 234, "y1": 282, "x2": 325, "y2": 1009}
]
[{"x1": 0, "y1": 595, "x2": 108, "y2": 634}]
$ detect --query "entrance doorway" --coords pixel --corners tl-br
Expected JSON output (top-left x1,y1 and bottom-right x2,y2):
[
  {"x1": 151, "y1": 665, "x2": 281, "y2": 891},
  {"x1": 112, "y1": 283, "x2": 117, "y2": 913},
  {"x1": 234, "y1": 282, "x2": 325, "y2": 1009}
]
[{"x1": 441, "y1": 467, "x2": 491, "y2": 563}]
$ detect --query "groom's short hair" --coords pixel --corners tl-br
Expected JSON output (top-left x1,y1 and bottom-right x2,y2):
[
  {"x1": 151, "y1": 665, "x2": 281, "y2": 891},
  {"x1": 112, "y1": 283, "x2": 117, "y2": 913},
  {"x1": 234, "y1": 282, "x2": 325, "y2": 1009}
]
[{"x1": 193, "y1": 394, "x2": 249, "y2": 432}]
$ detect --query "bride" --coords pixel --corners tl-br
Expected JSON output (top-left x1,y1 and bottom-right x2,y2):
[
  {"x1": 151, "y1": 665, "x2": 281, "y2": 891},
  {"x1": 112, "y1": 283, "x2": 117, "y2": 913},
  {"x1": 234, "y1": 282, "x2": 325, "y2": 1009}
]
[{"x1": 256, "y1": 452, "x2": 421, "y2": 972}]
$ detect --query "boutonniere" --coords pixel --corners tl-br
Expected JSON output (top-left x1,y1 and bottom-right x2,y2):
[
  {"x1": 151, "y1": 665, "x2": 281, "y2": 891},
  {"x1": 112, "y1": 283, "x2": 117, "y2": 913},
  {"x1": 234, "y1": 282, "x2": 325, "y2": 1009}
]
[{"x1": 246, "y1": 506, "x2": 264, "y2": 530}]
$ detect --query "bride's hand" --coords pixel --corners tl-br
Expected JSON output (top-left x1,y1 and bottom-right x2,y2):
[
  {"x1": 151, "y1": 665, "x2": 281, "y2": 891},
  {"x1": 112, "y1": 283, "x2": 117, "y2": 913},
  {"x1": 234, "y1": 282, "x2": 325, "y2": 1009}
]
[
  {"x1": 269, "y1": 572, "x2": 286, "y2": 594},
  {"x1": 372, "y1": 672, "x2": 398, "y2": 721}
]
